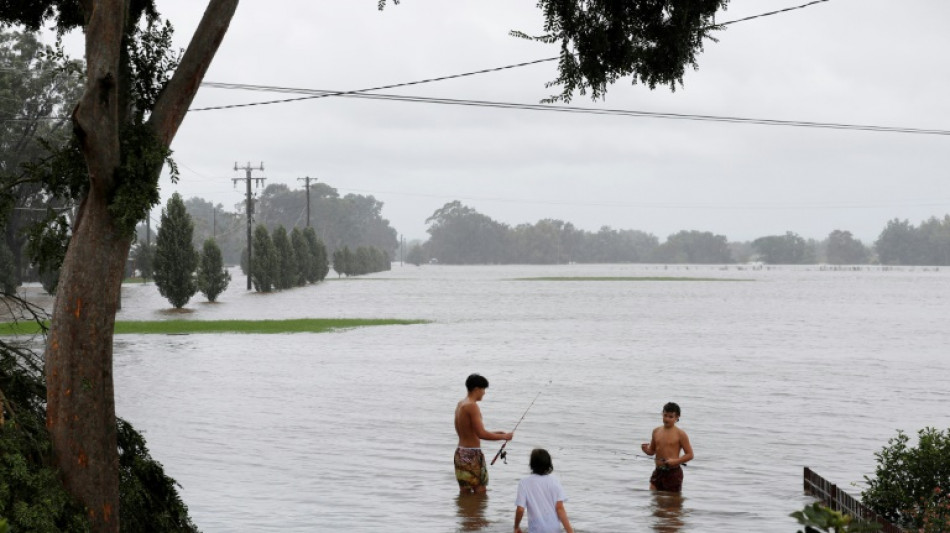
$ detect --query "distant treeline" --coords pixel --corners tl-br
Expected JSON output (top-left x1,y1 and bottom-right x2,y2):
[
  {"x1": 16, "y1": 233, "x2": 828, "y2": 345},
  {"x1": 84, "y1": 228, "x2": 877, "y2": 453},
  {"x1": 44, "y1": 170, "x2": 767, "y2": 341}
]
[
  {"x1": 405, "y1": 201, "x2": 950, "y2": 266},
  {"x1": 137, "y1": 182, "x2": 399, "y2": 267}
]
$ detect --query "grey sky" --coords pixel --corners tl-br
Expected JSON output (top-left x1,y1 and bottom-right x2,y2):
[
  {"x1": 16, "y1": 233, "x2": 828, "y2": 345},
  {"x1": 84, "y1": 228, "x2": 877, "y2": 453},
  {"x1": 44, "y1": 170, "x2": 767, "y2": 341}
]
[{"x1": 93, "y1": 0, "x2": 950, "y2": 243}]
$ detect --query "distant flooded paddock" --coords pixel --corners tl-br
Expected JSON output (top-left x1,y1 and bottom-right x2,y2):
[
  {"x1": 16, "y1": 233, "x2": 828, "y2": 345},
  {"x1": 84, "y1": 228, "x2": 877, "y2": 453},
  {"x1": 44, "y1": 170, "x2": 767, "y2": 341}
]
[{"x1": 102, "y1": 264, "x2": 950, "y2": 532}]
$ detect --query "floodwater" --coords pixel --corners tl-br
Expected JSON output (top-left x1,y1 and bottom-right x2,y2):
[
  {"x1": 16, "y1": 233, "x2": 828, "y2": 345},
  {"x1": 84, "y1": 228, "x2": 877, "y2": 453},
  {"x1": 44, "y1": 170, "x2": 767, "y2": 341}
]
[{"x1": 104, "y1": 264, "x2": 950, "y2": 532}]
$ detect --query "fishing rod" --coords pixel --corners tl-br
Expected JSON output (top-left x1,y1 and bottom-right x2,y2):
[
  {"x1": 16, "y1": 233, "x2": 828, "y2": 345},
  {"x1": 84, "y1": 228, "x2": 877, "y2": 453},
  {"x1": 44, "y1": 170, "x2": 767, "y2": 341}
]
[{"x1": 491, "y1": 387, "x2": 546, "y2": 465}]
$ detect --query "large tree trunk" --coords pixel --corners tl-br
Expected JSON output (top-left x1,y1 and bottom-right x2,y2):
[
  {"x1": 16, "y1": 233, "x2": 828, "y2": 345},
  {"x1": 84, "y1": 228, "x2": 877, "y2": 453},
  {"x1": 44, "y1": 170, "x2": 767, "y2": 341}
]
[
  {"x1": 46, "y1": 1, "x2": 126, "y2": 530},
  {"x1": 46, "y1": 191, "x2": 129, "y2": 532},
  {"x1": 45, "y1": 1, "x2": 238, "y2": 531}
]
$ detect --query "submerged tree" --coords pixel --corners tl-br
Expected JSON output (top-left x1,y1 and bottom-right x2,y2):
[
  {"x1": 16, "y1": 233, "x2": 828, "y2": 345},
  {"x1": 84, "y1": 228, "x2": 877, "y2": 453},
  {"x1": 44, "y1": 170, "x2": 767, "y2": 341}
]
[
  {"x1": 153, "y1": 193, "x2": 198, "y2": 309},
  {"x1": 196, "y1": 238, "x2": 230, "y2": 302},
  {"x1": 251, "y1": 224, "x2": 277, "y2": 292},
  {"x1": 290, "y1": 227, "x2": 309, "y2": 286},
  {"x1": 271, "y1": 225, "x2": 296, "y2": 290},
  {"x1": 303, "y1": 226, "x2": 329, "y2": 282}
]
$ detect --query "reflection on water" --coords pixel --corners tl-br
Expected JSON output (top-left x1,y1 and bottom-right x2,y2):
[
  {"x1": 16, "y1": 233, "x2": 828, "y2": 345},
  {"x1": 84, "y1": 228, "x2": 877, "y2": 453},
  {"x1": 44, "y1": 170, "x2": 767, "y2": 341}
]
[
  {"x1": 651, "y1": 492, "x2": 685, "y2": 533},
  {"x1": 456, "y1": 493, "x2": 490, "y2": 532},
  {"x1": 108, "y1": 264, "x2": 950, "y2": 531}
]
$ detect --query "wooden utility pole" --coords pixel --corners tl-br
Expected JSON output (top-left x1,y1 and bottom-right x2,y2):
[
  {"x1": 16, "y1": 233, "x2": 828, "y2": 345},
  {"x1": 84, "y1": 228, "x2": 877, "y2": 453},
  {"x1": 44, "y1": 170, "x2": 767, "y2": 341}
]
[
  {"x1": 233, "y1": 162, "x2": 265, "y2": 290},
  {"x1": 297, "y1": 176, "x2": 316, "y2": 228}
]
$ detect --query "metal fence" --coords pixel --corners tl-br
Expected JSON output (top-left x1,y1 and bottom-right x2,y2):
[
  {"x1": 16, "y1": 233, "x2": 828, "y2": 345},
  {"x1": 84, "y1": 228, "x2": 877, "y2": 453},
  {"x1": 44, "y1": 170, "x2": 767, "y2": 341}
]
[{"x1": 803, "y1": 467, "x2": 904, "y2": 533}]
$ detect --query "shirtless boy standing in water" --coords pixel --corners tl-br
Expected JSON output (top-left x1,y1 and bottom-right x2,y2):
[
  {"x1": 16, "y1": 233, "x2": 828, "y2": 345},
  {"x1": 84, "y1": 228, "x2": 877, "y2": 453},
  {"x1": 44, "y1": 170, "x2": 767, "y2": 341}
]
[
  {"x1": 455, "y1": 373, "x2": 514, "y2": 493},
  {"x1": 641, "y1": 402, "x2": 694, "y2": 492}
]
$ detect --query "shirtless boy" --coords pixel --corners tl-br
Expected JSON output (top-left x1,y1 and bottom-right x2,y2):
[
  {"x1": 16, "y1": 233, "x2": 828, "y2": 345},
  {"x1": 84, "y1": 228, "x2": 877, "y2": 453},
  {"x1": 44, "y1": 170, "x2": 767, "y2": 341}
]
[
  {"x1": 454, "y1": 373, "x2": 514, "y2": 493},
  {"x1": 641, "y1": 402, "x2": 694, "y2": 492}
]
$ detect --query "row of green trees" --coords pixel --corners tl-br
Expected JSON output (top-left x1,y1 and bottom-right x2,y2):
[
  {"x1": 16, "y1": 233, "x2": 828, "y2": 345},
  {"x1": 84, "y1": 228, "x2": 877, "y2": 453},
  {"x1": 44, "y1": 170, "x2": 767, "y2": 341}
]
[
  {"x1": 155, "y1": 182, "x2": 399, "y2": 268},
  {"x1": 331, "y1": 246, "x2": 392, "y2": 277},
  {"x1": 238, "y1": 223, "x2": 330, "y2": 293},
  {"x1": 417, "y1": 201, "x2": 950, "y2": 266},
  {"x1": 141, "y1": 193, "x2": 232, "y2": 308}
]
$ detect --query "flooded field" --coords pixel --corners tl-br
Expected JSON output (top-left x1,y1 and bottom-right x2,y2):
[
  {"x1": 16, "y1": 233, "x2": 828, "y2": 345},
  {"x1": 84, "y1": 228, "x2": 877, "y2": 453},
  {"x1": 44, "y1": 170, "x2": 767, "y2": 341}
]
[{"x1": 24, "y1": 263, "x2": 950, "y2": 531}]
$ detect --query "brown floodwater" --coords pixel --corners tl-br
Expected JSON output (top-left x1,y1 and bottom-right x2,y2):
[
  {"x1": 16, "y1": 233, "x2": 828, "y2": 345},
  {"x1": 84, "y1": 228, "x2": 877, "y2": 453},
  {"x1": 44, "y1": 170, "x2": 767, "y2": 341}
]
[{"x1": 101, "y1": 264, "x2": 950, "y2": 531}]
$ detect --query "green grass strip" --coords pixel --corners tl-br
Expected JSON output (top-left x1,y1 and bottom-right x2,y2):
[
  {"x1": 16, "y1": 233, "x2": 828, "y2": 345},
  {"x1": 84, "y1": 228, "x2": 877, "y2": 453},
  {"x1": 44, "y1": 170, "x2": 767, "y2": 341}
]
[
  {"x1": 513, "y1": 276, "x2": 753, "y2": 282},
  {"x1": 0, "y1": 318, "x2": 429, "y2": 336}
]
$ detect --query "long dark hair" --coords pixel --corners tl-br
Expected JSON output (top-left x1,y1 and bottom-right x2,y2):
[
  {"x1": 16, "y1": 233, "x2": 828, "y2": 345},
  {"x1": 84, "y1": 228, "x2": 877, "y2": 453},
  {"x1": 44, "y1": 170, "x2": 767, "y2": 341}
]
[{"x1": 529, "y1": 448, "x2": 554, "y2": 475}]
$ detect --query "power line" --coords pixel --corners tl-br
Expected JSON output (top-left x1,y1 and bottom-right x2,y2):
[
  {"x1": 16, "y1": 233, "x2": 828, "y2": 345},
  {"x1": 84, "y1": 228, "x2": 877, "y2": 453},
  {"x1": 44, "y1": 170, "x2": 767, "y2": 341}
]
[
  {"x1": 716, "y1": 0, "x2": 830, "y2": 26},
  {"x1": 192, "y1": 0, "x2": 832, "y2": 114},
  {"x1": 197, "y1": 84, "x2": 950, "y2": 136},
  {"x1": 190, "y1": 57, "x2": 558, "y2": 112}
]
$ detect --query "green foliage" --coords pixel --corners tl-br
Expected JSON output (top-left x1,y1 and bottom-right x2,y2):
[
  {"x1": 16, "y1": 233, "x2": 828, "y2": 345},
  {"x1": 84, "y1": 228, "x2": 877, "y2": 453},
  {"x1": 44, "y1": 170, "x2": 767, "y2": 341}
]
[
  {"x1": 290, "y1": 228, "x2": 309, "y2": 286},
  {"x1": 0, "y1": 241, "x2": 15, "y2": 294},
  {"x1": 332, "y1": 247, "x2": 348, "y2": 278},
  {"x1": 116, "y1": 421, "x2": 198, "y2": 532},
  {"x1": 127, "y1": 15, "x2": 182, "y2": 122},
  {"x1": 512, "y1": 0, "x2": 729, "y2": 102},
  {"x1": 196, "y1": 239, "x2": 230, "y2": 302},
  {"x1": 1, "y1": 313, "x2": 198, "y2": 532},
  {"x1": 1, "y1": 29, "x2": 82, "y2": 288},
  {"x1": 302, "y1": 227, "x2": 329, "y2": 282},
  {"x1": 653, "y1": 230, "x2": 732, "y2": 264},
  {"x1": 251, "y1": 225, "x2": 277, "y2": 292},
  {"x1": 26, "y1": 215, "x2": 68, "y2": 295},
  {"x1": 271, "y1": 226, "x2": 296, "y2": 290},
  {"x1": 752, "y1": 232, "x2": 816, "y2": 264},
  {"x1": 875, "y1": 216, "x2": 950, "y2": 266},
  {"x1": 920, "y1": 487, "x2": 950, "y2": 533},
  {"x1": 862, "y1": 428, "x2": 950, "y2": 529},
  {"x1": 109, "y1": 123, "x2": 175, "y2": 239},
  {"x1": 256, "y1": 184, "x2": 397, "y2": 257},
  {"x1": 406, "y1": 243, "x2": 425, "y2": 266},
  {"x1": 790, "y1": 502, "x2": 881, "y2": 532},
  {"x1": 825, "y1": 230, "x2": 870, "y2": 265},
  {"x1": 153, "y1": 193, "x2": 198, "y2": 308},
  {"x1": 132, "y1": 242, "x2": 156, "y2": 282}
]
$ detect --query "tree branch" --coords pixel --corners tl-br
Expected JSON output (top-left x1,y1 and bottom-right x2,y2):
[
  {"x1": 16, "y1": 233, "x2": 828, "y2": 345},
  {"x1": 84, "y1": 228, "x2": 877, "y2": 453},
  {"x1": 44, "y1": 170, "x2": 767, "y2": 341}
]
[
  {"x1": 149, "y1": 0, "x2": 239, "y2": 147},
  {"x1": 72, "y1": 0, "x2": 128, "y2": 191}
]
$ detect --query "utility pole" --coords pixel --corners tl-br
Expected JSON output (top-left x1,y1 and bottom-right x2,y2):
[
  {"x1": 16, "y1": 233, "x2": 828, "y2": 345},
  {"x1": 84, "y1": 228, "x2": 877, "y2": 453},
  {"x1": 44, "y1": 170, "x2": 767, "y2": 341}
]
[
  {"x1": 297, "y1": 176, "x2": 316, "y2": 228},
  {"x1": 234, "y1": 162, "x2": 266, "y2": 290}
]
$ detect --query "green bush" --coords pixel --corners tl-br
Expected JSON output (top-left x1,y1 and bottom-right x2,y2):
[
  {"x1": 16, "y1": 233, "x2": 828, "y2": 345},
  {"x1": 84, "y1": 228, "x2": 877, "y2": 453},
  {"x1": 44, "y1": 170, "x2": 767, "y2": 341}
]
[
  {"x1": 920, "y1": 487, "x2": 950, "y2": 533},
  {"x1": 862, "y1": 428, "x2": 950, "y2": 530},
  {"x1": 790, "y1": 502, "x2": 880, "y2": 532},
  {"x1": 1, "y1": 321, "x2": 198, "y2": 532}
]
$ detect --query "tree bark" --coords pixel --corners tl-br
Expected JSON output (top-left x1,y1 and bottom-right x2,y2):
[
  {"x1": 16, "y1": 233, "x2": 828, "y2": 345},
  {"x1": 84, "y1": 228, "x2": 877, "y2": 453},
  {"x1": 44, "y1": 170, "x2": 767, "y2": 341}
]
[{"x1": 45, "y1": 1, "x2": 238, "y2": 531}]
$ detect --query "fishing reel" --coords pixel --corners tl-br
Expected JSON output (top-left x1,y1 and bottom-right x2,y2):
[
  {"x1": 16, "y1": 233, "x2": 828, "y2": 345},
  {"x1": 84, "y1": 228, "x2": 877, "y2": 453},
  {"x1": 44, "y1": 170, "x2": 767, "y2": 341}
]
[{"x1": 499, "y1": 449, "x2": 508, "y2": 464}]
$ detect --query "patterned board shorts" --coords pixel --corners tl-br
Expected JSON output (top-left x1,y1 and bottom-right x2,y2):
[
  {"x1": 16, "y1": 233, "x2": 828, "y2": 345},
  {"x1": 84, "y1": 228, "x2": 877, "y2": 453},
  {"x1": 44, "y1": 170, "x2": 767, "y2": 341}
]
[
  {"x1": 650, "y1": 465, "x2": 684, "y2": 492},
  {"x1": 454, "y1": 447, "x2": 489, "y2": 490}
]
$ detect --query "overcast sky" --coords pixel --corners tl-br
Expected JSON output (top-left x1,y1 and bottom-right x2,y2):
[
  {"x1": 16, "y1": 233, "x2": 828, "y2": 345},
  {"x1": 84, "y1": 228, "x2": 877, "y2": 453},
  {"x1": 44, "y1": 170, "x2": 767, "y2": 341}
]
[{"x1": 71, "y1": 1, "x2": 950, "y2": 242}]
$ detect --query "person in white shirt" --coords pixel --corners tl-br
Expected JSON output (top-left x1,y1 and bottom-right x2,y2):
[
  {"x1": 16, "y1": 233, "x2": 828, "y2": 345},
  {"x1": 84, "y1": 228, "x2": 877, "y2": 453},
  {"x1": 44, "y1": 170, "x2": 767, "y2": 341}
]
[{"x1": 514, "y1": 449, "x2": 574, "y2": 533}]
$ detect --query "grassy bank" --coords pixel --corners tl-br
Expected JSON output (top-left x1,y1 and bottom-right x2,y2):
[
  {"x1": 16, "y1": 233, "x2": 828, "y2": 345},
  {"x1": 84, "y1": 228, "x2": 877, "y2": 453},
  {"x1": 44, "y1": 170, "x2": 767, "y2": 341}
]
[
  {"x1": 0, "y1": 318, "x2": 429, "y2": 336},
  {"x1": 513, "y1": 276, "x2": 753, "y2": 282}
]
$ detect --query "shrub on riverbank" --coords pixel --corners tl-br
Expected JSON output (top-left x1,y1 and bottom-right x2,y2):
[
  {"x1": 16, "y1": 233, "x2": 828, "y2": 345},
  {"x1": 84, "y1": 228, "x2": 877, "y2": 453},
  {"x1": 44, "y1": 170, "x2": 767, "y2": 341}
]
[
  {"x1": 862, "y1": 427, "x2": 950, "y2": 530},
  {"x1": 1, "y1": 322, "x2": 198, "y2": 531}
]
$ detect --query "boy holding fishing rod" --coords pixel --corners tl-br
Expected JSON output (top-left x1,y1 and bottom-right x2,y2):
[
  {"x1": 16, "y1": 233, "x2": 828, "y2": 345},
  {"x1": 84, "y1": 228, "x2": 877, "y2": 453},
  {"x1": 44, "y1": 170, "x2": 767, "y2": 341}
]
[
  {"x1": 454, "y1": 373, "x2": 514, "y2": 494},
  {"x1": 641, "y1": 402, "x2": 694, "y2": 492}
]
